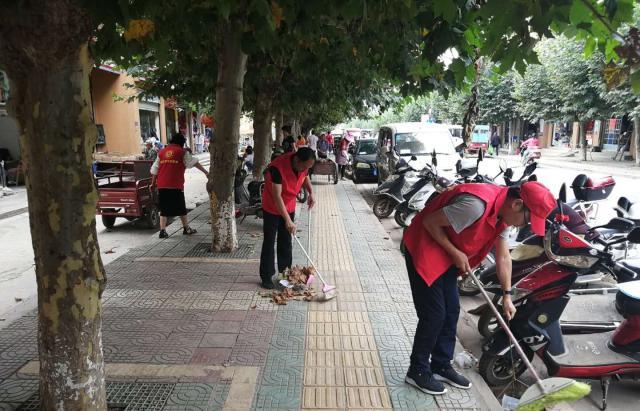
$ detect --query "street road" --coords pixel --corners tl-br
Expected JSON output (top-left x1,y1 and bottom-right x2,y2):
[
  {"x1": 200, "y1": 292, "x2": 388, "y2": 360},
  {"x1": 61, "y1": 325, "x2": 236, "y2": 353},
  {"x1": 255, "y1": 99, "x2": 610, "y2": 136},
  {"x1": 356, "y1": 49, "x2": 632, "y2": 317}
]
[{"x1": 356, "y1": 156, "x2": 640, "y2": 411}]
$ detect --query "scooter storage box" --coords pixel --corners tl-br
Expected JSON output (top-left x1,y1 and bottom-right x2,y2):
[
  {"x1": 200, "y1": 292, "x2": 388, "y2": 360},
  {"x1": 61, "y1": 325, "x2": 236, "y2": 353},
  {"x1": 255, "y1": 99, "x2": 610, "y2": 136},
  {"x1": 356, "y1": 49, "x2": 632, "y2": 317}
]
[{"x1": 571, "y1": 174, "x2": 615, "y2": 202}]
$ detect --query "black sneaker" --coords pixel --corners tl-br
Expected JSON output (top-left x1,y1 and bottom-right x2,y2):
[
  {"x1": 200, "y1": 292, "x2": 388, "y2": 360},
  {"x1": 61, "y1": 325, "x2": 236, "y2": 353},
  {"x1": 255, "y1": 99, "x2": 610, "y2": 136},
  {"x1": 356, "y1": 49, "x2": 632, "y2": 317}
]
[
  {"x1": 433, "y1": 366, "x2": 472, "y2": 389},
  {"x1": 159, "y1": 229, "x2": 169, "y2": 239},
  {"x1": 260, "y1": 281, "x2": 275, "y2": 290},
  {"x1": 405, "y1": 370, "x2": 447, "y2": 395}
]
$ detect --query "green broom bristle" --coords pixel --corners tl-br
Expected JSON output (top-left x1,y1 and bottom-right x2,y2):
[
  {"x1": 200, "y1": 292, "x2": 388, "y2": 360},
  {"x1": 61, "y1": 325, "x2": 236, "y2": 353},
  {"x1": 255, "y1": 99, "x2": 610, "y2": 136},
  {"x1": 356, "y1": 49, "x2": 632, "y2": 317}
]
[{"x1": 516, "y1": 381, "x2": 591, "y2": 411}]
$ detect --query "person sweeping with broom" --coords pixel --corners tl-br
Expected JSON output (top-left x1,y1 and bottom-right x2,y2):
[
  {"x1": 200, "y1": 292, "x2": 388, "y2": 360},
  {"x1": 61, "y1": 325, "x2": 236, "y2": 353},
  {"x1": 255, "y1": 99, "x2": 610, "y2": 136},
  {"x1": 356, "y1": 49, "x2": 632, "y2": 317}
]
[
  {"x1": 402, "y1": 181, "x2": 556, "y2": 395},
  {"x1": 259, "y1": 147, "x2": 316, "y2": 289}
]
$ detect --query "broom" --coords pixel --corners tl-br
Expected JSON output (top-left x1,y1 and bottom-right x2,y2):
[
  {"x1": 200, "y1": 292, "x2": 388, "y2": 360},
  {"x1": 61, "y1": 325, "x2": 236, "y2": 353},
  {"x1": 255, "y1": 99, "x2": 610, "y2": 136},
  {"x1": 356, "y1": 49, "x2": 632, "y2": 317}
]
[{"x1": 466, "y1": 269, "x2": 590, "y2": 411}]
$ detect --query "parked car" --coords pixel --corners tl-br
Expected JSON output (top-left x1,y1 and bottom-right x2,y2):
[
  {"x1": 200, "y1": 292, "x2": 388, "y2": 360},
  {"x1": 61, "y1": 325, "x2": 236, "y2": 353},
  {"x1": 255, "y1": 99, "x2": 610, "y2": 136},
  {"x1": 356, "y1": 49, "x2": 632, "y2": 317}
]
[
  {"x1": 467, "y1": 124, "x2": 490, "y2": 155},
  {"x1": 375, "y1": 122, "x2": 459, "y2": 183},
  {"x1": 349, "y1": 138, "x2": 378, "y2": 184}
]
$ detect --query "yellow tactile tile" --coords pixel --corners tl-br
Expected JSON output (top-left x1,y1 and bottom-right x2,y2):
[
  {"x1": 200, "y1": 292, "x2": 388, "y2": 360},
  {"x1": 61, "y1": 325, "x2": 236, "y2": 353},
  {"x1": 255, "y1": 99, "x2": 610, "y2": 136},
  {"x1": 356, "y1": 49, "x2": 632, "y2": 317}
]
[
  {"x1": 307, "y1": 335, "x2": 342, "y2": 350},
  {"x1": 303, "y1": 386, "x2": 347, "y2": 409},
  {"x1": 305, "y1": 350, "x2": 343, "y2": 367},
  {"x1": 337, "y1": 301, "x2": 368, "y2": 311},
  {"x1": 341, "y1": 335, "x2": 377, "y2": 350},
  {"x1": 342, "y1": 351, "x2": 381, "y2": 368},
  {"x1": 343, "y1": 368, "x2": 386, "y2": 386},
  {"x1": 307, "y1": 323, "x2": 341, "y2": 336},
  {"x1": 345, "y1": 387, "x2": 392, "y2": 409},
  {"x1": 337, "y1": 292, "x2": 365, "y2": 302},
  {"x1": 304, "y1": 367, "x2": 345, "y2": 386},
  {"x1": 339, "y1": 322, "x2": 373, "y2": 336}
]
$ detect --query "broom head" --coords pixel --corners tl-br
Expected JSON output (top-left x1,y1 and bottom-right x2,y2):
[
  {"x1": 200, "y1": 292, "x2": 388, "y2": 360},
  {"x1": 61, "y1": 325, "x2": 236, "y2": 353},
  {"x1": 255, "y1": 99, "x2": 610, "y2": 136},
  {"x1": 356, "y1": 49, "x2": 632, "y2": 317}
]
[{"x1": 516, "y1": 377, "x2": 590, "y2": 411}]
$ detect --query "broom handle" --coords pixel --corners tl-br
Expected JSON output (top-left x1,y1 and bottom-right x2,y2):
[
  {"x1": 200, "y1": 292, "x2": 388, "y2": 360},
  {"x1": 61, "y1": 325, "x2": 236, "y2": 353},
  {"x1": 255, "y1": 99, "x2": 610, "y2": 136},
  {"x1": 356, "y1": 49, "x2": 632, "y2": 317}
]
[
  {"x1": 307, "y1": 205, "x2": 312, "y2": 265},
  {"x1": 467, "y1": 270, "x2": 547, "y2": 393}
]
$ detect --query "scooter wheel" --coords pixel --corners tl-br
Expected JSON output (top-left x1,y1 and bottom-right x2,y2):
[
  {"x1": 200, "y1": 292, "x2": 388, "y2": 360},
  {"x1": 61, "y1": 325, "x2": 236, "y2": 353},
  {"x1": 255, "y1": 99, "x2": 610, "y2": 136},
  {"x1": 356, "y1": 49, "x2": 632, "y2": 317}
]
[
  {"x1": 479, "y1": 350, "x2": 532, "y2": 387},
  {"x1": 373, "y1": 197, "x2": 395, "y2": 219},
  {"x1": 394, "y1": 208, "x2": 409, "y2": 227},
  {"x1": 478, "y1": 310, "x2": 500, "y2": 338}
]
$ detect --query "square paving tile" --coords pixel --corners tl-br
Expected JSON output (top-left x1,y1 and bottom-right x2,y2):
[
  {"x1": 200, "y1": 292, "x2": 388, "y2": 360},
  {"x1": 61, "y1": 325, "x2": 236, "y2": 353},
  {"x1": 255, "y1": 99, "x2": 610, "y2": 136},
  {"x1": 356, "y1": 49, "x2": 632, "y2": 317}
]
[
  {"x1": 207, "y1": 321, "x2": 242, "y2": 334},
  {"x1": 388, "y1": 386, "x2": 438, "y2": 410},
  {"x1": 435, "y1": 385, "x2": 478, "y2": 409},
  {"x1": 254, "y1": 384, "x2": 301, "y2": 410},
  {"x1": 189, "y1": 348, "x2": 232, "y2": 365},
  {"x1": 346, "y1": 386, "x2": 392, "y2": 409},
  {"x1": 303, "y1": 367, "x2": 345, "y2": 386},
  {"x1": 302, "y1": 386, "x2": 346, "y2": 409},
  {"x1": 199, "y1": 334, "x2": 237, "y2": 348},
  {"x1": 212, "y1": 311, "x2": 247, "y2": 322}
]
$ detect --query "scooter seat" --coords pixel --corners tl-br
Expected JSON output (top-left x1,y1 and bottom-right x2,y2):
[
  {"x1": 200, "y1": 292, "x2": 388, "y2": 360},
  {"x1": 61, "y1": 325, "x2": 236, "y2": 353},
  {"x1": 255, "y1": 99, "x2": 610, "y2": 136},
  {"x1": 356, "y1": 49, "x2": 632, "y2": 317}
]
[
  {"x1": 587, "y1": 176, "x2": 615, "y2": 189},
  {"x1": 622, "y1": 260, "x2": 640, "y2": 275}
]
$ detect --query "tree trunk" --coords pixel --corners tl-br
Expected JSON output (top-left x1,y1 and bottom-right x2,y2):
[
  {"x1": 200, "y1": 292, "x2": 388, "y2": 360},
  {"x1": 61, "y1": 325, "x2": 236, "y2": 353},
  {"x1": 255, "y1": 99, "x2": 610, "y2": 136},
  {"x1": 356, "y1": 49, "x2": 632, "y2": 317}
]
[
  {"x1": 2, "y1": 41, "x2": 107, "y2": 411},
  {"x1": 208, "y1": 22, "x2": 248, "y2": 252},
  {"x1": 274, "y1": 110, "x2": 284, "y2": 145},
  {"x1": 252, "y1": 89, "x2": 273, "y2": 179},
  {"x1": 462, "y1": 57, "x2": 481, "y2": 144},
  {"x1": 634, "y1": 116, "x2": 640, "y2": 166},
  {"x1": 580, "y1": 120, "x2": 588, "y2": 161}
]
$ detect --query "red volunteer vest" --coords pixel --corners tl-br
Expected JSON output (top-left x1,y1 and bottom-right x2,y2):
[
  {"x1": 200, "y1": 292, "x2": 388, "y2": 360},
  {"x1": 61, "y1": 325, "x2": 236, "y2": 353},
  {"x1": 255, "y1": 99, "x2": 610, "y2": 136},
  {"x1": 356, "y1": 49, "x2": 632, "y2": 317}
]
[
  {"x1": 262, "y1": 153, "x2": 308, "y2": 215},
  {"x1": 403, "y1": 184, "x2": 508, "y2": 286},
  {"x1": 157, "y1": 144, "x2": 186, "y2": 189}
]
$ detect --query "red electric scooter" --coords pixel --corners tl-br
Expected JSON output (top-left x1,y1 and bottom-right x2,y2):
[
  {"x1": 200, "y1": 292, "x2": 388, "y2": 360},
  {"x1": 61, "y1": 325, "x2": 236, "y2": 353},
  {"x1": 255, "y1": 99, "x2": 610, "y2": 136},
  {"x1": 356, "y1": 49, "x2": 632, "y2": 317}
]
[{"x1": 479, "y1": 190, "x2": 640, "y2": 410}]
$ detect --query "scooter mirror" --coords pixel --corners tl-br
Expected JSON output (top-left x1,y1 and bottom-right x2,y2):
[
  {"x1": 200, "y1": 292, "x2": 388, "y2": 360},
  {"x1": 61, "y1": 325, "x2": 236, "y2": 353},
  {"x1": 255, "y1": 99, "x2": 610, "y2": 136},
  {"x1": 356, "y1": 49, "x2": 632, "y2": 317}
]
[
  {"x1": 411, "y1": 155, "x2": 418, "y2": 161},
  {"x1": 524, "y1": 162, "x2": 538, "y2": 175},
  {"x1": 627, "y1": 227, "x2": 640, "y2": 244},
  {"x1": 499, "y1": 159, "x2": 507, "y2": 172},
  {"x1": 478, "y1": 148, "x2": 484, "y2": 162},
  {"x1": 504, "y1": 168, "x2": 514, "y2": 180},
  {"x1": 558, "y1": 183, "x2": 567, "y2": 204},
  {"x1": 601, "y1": 217, "x2": 635, "y2": 232},
  {"x1": 431, "y1": 149, "x2": 438, "y2": 167}
]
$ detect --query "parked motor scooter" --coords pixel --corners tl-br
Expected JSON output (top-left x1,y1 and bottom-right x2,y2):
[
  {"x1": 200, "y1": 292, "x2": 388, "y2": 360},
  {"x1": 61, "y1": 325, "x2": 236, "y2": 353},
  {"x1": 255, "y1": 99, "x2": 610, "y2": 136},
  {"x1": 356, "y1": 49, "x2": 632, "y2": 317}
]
[
  {"x1": 372, "y1": 156, "x2": 419, "y2": 219},
  {"x1": 471, "y1": 215, "x2": 639, "y2": 338},
  {"x1": 479, "y1": 217, "x2": 640, "y2": 410}
]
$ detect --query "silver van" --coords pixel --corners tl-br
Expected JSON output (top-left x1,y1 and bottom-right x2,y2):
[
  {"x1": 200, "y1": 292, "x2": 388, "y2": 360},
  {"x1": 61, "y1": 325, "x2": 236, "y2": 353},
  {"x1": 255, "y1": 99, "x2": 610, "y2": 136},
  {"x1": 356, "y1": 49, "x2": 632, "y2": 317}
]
[{"x1": 376, "y1": 122, "x2": 459, "y2": 183}]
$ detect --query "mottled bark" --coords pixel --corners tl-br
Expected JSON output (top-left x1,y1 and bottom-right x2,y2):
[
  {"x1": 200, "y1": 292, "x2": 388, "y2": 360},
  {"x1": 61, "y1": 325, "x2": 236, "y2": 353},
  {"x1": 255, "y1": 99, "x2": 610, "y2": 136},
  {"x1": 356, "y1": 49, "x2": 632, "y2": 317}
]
[
  {"x1": 0, "y1": 1, "x2": 107, "y2": 408},
  {"x1": 274, "y1": 111, "x2": 284, "y2": 145},
  {"x1": 580, "y1": 121, "x2": 588, "y2": 161},
  {"x1": 252, "y1": 94, "x2": 273, "y2": 179},
  {"x1": 462, "y1": 57, "x2": 481, "y2": 144},
  {"x1": 208, "y1": 21, "x2": 247, "y2": 252},
  {"x1": 634, "y1": 117, "x2": 640, "y2": 166}
]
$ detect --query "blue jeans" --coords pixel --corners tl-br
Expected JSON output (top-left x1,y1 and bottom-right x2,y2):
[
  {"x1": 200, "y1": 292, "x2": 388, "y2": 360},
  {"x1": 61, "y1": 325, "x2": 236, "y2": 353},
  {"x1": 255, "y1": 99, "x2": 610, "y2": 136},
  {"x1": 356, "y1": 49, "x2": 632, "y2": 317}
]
[{"x1": 405, "y1": 251, "x2": 460, "y2": 374}]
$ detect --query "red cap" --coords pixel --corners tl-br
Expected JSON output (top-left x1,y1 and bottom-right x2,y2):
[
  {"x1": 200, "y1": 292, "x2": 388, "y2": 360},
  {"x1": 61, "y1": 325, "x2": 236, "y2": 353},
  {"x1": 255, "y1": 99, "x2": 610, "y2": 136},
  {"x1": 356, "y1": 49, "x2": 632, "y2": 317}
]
[{"x1": 520, "y1": 181, "x2": 556, "y2": 236}]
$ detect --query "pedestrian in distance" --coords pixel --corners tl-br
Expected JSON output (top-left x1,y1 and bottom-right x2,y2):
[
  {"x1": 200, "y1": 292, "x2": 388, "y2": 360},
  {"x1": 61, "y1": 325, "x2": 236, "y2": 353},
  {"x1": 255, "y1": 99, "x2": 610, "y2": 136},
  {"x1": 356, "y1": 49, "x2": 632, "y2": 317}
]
[
  {"x1": 325, "y1": 130, "x2": 334, "y2": 147},
  {"x1": 402, "y1": 182, "x2": 555, "y2": 395},
  {"x1": 151, "y1": 132, "x2": 209, "y2": 239},
  {"x1": 317, "y1": 134, "x2": 331, "y2": 159},
  {"x1": 259, "y1": 147, "x2": 316, "y2": 289},
  {"x1": 307, "y1": 130, "x2": 319, "y2": 153},
  {"x1": 143, "y1": 140, "x2": 158, "y2": 161},
  {"x1": 296, "y1": 134, "x2": 307, "y2": 148},
  {"x1": 335, "y1": 137, "x2": 349, "y2": 180},
  {"x1": 281, "y1": 125, "x2": 296, "y2": 153},
  {"x1": 490, "y1": 128, "x2": 500, "y2": 156}
]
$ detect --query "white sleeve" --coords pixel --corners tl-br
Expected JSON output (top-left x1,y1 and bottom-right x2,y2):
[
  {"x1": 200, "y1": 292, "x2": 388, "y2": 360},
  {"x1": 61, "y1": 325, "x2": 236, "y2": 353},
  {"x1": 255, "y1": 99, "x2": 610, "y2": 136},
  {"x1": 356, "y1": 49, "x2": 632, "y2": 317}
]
[
  {"x1": 183, "y1": 151, "x2": 199, "y2": 169},
  {"x1": 150, "y1": 157, "x2": 160, "y2": 175}
]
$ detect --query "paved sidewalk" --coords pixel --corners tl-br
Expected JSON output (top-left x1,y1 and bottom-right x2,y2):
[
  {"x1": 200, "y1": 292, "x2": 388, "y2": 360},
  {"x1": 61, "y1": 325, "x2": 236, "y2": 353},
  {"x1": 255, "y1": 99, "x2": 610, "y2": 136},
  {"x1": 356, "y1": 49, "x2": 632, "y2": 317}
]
[{"x1": 0, "y1": 180, "x2": 499, "y2": 410}]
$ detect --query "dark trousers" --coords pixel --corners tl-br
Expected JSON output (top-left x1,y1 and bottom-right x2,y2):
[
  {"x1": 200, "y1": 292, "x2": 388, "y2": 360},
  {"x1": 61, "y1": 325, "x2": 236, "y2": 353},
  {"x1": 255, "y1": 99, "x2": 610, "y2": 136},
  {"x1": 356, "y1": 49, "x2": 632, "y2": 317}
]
[
  {"x1": 259, "y1": 211, "x2": 295, "y2": 283},
  {"x1": 405, "y1": 251, "x2": 460, "y2": 374}
]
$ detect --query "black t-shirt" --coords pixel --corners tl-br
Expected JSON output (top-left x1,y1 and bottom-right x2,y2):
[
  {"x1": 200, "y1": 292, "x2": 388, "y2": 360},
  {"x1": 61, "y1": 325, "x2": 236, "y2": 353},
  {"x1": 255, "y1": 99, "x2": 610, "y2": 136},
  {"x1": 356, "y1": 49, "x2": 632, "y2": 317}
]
[{"x1": 282, "y1": 135, "x2": 295, "y2": 152}]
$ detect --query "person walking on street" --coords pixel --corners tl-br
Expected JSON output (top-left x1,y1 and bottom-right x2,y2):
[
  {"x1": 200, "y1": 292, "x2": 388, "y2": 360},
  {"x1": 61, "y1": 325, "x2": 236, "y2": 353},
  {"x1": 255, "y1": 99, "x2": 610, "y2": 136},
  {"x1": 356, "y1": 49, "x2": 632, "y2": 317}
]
[
  {"x1": 335, "y1": 137, "x2": 349, "y2": 180},
  {"x1": 151, "y1": 133, "x2": 209, "y2": 239},
  {"x1": 195, "y1": 132, "x2": 205, "y2": 154},
  {"x1": 317, "y1": 134, "x2": 331, "y2": 159},
  {"x1": 281, "y1": 125, "x2": 296, "y2": 153},
  {"x1": 259, "y1": 147, "x2": 316, "y2": 289},
  {"x1": 296, "y1": 135, "x2": 307, "y2": 148},
  {"x1": 307, "y1": 131, "x2": 319, "y2": 153},
  {"x1": 402, "y1": 182, "x2": 555, "y2": 395},
  {"x1": 325, "y1": 130, "x2": 334, "y2": 148},
  {"x1": 490, "y1": 129, "x2": 500, "y2": 156}
]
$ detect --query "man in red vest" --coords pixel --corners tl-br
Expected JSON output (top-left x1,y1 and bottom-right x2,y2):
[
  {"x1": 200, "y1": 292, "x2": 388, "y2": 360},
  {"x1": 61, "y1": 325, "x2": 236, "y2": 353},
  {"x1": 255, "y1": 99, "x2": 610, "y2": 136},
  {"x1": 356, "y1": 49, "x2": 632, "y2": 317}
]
[
  {"x1": 151, "y1": 133, "x2": 209, "y2": 238},
  {"x1": 402, "y1": 181, "x2": 555, "y2": 395},
  {"x1": 259, "y1": 147, "x2": 316, "y2": 289}
]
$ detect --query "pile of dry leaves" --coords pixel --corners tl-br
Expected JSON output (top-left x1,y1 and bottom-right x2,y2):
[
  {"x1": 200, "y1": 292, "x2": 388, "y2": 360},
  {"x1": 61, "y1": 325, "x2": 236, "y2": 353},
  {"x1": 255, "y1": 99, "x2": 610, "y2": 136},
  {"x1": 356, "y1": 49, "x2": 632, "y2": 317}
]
[{"x1": 267, "y1": 266, "x2": 317, "y2": 305}]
